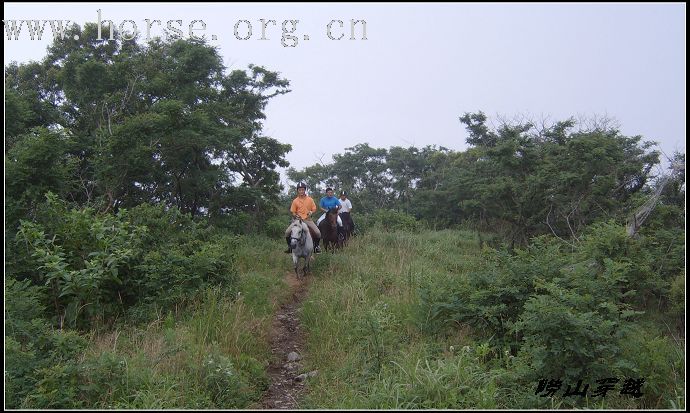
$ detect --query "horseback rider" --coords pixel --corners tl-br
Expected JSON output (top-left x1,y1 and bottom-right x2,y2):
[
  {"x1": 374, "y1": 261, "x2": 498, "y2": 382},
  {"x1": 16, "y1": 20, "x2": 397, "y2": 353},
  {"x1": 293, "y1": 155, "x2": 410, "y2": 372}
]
[
  {"x1": 317, "y1": 187, "x2": 344, "y2": 238},
  {"x1": 285, "y1": 182, "x2": 322, "y2": 254},
  {"x1": 338, "y1": 190, "x2": 355, "y2": 234}
]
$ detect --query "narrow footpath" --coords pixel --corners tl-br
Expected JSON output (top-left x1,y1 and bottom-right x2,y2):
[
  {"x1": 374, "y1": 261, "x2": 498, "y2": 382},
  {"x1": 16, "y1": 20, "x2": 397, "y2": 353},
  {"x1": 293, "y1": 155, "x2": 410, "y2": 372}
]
[{"x1": 257, "y1": 272, "x2": 315, "y2": 409}]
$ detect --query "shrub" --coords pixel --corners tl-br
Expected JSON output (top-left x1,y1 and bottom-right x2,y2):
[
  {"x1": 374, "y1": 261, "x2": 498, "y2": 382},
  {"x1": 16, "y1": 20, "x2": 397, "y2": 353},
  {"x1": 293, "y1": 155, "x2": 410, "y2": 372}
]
[
  {"x1": 618, "y1": 326, "x2": 685, "y2": 408},
  {"x1": 425, "y1": 237, "x2": 570, "y2": 345},
  {"x1": 10, "y1": 329, "x2": 89, "y2": 409},
  {"x1": 5, "y1": 337, "x2": 41, "y2": 408},
  {"x1": 10, "y1": 195, "x2": 242, "y2": 327},
  {"x1": 134, "y1": 235, "x2": 239, "y2": 310},
  {"x1": 21, "y1": 363, "x2": 84, "y2": 409},
  {"x1": 264, "y1": 215, "x2": 289, "y2": 238},
  {"x1": 5, "y1": 277, "x2": 94, "y2": 409},
  {"x1": 420, "y1": 222, "x2": 661, "y2": 407},
  {"x1": 14, "y1": 194, "x2": 146, "y2": 329},
  {"x1": 124, "y1": 203, "x2": 200, "y2": 249},
  {"x1": 20, "y1": 350, "x2": 129, "y2": 409},
  {"x1": 512, "y1": 283, "x2": 632, "y2": 385},
  {"x1": 199, "y1": 352, "x2": 268, "y2": 408},
  {"x1": 5, "y1": 277, "x2": 49, "y2": 346},
  {"x1": 209, "y1": 211, "x2": 251, "y2": 234},
  {"x1": 357, "y1": 210, "x2": 420, "y2": 233}
]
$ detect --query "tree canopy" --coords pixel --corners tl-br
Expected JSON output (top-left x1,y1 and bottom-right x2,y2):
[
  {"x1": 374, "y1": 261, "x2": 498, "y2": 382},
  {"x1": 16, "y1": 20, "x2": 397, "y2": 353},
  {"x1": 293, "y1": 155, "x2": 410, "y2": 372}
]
[
  {"x1": 6, "y1": 23, "x2": 292, "y2": 232},
  {"x1": 288, "y1": 112, "x2": 663, "y2": 246}
]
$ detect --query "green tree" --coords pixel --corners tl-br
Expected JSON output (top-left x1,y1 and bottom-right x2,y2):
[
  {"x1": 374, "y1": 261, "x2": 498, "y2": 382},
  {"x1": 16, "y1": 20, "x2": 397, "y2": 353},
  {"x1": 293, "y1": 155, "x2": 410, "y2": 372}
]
[
  {"x1": 333, "y1": 143, "x2": 391, "y2": 208},
  {"x1": 5, "y1": 22, "x2": 292, "y2": 231},
  {"x1": 5, "y1": 128, "x2": 79, "y2": 231},
  {"x1": 385, "y1": 146, "x2": 426, "y2": 212},
  {"x1": 286, "y1": 163, "x2": 333, "y2": 195},
  {"x1": 452, "y1": 112, "x2": 660, "y2": 246}
]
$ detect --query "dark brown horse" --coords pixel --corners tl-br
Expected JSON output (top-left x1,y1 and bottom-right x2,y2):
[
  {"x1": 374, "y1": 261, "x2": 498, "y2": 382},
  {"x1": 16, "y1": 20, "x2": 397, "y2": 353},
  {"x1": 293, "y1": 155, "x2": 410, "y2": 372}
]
[
  {"x1": 339, "y1": 211, "x2": 354, "y2": 243},
  {"x1": 318, "y1": 207, "x2": 341, "y2": 252}
]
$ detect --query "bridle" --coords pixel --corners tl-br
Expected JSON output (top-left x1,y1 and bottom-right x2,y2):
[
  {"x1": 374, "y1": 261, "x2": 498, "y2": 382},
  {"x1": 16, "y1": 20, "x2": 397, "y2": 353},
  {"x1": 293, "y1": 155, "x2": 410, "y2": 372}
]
[
  {"x1": 326, "y1": 208, "x2": 338, "y2": 229},
  {"x1": 290, "y1": 221, "x2": 305, "y2": 245}
]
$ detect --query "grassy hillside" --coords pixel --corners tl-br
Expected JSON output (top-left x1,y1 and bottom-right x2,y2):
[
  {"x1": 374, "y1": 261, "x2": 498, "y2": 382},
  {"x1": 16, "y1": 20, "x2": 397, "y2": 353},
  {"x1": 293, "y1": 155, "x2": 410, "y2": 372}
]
[
  {"x1": 298, "y1": 229, "x2": 684, "y2": 409},
  {"x1": 6, "y1": 235, "x2": 289, "y2": 409},
  {"x1": 7, "y1": 229, "x2": 684, "y2": 409}
]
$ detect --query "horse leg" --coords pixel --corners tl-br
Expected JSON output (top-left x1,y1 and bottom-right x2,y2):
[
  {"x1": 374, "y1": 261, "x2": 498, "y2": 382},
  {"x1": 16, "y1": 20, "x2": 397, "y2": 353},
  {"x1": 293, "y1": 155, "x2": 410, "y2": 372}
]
[{"x1": 337, "y1": 227, "x2": 345, "y2": 249}]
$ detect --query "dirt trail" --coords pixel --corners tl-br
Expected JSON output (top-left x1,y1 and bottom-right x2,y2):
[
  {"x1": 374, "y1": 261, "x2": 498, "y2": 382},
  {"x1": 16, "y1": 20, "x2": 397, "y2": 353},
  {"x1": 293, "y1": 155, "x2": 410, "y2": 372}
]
[{"x1": 257, "y1": 271, "x2": 311, "y2": 409}]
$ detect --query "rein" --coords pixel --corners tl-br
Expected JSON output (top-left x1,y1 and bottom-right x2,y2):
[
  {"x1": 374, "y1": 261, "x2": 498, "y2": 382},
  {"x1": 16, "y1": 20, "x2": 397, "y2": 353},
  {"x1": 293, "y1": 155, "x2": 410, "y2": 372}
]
[
  {"x1": 327, "y1": 209, "x2": 338, "y2": 228},
  {"x1": 290, "y1": 221, "x2": 306, "y2": 245}
]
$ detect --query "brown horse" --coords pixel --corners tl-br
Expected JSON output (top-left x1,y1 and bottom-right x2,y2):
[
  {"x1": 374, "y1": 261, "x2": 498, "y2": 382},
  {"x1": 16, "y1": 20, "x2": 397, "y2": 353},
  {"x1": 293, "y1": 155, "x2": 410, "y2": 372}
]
[
  {"x1": 318, "y1": 207, "x2": 341, "y2": 252},
  {"x1": 339, "y1": 211, "x2": 354, "y2": 243}
]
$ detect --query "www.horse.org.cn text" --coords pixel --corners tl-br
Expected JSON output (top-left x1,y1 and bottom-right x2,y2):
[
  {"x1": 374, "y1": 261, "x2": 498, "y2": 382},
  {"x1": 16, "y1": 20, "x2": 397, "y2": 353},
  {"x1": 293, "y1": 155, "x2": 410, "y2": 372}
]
[{"x1": 3, "y1": 9, "x2": 368, "y2": 48}]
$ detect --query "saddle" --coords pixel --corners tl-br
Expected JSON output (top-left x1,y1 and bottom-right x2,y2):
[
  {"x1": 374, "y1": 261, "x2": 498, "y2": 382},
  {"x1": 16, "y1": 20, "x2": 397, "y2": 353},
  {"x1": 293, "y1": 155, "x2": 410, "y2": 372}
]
[
  {"x1": 294, "y1": 216, "x2": 318, "y2": 241},
  {"x1": 308, "y1": 226, "x2": 319, "y2": 241}
]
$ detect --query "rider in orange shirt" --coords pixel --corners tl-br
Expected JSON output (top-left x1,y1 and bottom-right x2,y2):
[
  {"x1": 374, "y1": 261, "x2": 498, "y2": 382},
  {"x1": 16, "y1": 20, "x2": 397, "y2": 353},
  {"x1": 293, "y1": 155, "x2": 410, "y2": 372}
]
[{"x1": 285, "y1": 182, "x2": 322, "y2": 253}]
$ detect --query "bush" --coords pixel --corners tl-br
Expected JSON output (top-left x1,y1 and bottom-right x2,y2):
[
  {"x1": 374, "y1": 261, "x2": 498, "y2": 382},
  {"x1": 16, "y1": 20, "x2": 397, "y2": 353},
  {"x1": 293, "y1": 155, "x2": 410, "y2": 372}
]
[
  {"x1": 5, "y1": 337, "x2": 41, "y2": 408},
  {"x1": 5, "y1": 277, "x2": 49, "y2": 346},
  {"x1": 5, "y1": 276, "x2": 97, "y2": 408},
  {"x1": 668, "y1": 275, "x2": 684, "y2": 322},
  {"x1": 77, "y1": 352, "x2": 130, "y2": 407},
  {"x1": 14, "y1": 193, "x2": 146, "y2": 329},
  {"x1": 209, "y1": 211, "x2": 251, "y2": 234},
  {"x1": 512, "y1": 283, "x2": 631, "y2": 385},
  {"x1": 124, "y1": 203, "x2": 200, "y2": 248},
  {"x1": 21, "y1": 363, "x2": 84, "y2": 409},
  {"x1": 20, "y1": 350, "x2": 129, "y2": 409},
  {"x1": 134, "y1": 235, "x2": 239, "y2": 311},
  {"x1": 199, "y1": 352, "x2": 268, "y2": 408},
  {"x1": 264, "y1": 215, "x2": 289, "y2": 238},
  {"x1": 9, "y1": 195, "x2": 242, "y2": 327},
  {"x1": 420, "y1": 222, "x2": 665, "y2": 407},
  {"x1": 425, "y1": 237, "x2": 570, "y2": 344},
  {"x1": 357, "y1": 210, "x2": 420, "y2": 233},
  {"x1": 618, "y1": 327, "x2": 685, "y2": 408},
  {"x1": 7, "y1": 328, "x2": 90, "y2": 409}
]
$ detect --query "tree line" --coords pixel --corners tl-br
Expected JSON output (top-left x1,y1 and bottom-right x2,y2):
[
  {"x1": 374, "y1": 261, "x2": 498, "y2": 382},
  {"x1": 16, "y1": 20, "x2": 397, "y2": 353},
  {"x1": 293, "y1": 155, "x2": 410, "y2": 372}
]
[
  {"x1": 6, "y1": 23, "x2": 291, "y2": 236},
  {"x1": 288, "y1": 113, "x2": 683, "y2": 248}
]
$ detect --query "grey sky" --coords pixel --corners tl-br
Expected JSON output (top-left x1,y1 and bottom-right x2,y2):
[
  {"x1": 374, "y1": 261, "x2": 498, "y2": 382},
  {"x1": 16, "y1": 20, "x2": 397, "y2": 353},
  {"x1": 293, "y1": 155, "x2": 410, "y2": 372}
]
[{"x1": 4, "y1": 3, "x2": 686, "y2": 184}]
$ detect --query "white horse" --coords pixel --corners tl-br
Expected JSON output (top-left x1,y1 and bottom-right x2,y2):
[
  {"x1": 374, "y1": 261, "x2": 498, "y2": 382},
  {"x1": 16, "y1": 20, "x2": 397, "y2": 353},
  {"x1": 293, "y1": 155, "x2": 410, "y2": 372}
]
[{"x1": 288, "y1": 217, "x2": 313, "y2": 277}]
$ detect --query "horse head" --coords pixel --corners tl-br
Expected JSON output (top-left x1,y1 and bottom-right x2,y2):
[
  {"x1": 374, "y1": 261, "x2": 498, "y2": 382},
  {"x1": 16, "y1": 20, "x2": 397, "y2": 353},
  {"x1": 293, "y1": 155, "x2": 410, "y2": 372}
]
[
  {"x1": 326, "y1": 207, "x2": 338, "y2": 228},
  {"x1": 289, "y1": 216, "x2": 312, "y2": 277},
  {"x1": 289, "y1": 218, "x2": 304, "y2": 249}
]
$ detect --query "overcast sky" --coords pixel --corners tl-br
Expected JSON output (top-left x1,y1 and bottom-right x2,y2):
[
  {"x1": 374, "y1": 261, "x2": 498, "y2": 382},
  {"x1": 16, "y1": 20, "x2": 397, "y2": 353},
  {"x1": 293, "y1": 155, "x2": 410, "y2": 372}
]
[{"x1": 4, "y1": 2, "x2": 686, "y2": 184}]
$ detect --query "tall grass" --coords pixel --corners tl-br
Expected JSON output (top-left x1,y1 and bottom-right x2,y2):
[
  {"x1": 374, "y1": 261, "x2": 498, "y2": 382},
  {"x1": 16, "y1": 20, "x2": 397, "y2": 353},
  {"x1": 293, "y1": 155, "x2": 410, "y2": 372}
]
[
  {"x1": 27, "y1": 230, "x2": 683, "y2": 409},
  {"x1": 74, "y1": 235, "x2": 291, "y2": 409},
  {"x1": 299, "y1": 229, "x2": 508, "y2": 408},
  {"x1": 298, "y1": 229, "x2": 685, "y2": 409}
]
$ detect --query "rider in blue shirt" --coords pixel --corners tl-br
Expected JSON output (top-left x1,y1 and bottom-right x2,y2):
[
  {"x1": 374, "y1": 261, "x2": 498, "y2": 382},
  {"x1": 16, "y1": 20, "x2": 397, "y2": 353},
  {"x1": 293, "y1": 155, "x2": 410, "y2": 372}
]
[{"x1": 317, "y1": 187, "x2": 343, "y2": 228}]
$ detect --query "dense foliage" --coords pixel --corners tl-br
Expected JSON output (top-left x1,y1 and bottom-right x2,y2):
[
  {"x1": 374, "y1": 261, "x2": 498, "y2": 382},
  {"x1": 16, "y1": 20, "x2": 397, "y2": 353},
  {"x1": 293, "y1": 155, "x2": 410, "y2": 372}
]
[{"x1": 5, "y1": 22, "x2": 684, "y2": 410}]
